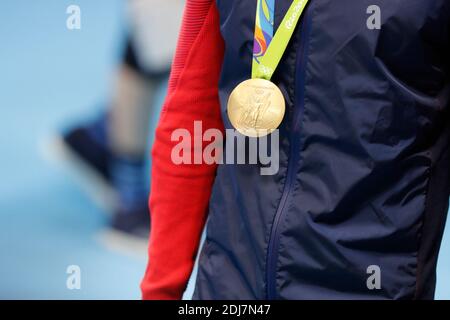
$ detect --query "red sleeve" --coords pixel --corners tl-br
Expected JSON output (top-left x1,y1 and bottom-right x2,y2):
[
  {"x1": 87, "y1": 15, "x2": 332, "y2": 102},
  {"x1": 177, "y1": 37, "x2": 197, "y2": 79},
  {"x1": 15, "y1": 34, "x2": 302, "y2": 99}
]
[{"x1": 140, "y1": 0, "x2": 225, "y2": 300}]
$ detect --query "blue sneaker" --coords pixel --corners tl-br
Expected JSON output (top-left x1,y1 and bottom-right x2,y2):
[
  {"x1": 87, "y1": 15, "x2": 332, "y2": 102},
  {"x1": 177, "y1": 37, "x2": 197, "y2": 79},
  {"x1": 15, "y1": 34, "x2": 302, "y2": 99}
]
[
  {"x1": 57, "y1": 114, "x2": 151, "y2": 238},
  {"x1": 110, "y1": 155, "x2": 150, "y2": 238}
]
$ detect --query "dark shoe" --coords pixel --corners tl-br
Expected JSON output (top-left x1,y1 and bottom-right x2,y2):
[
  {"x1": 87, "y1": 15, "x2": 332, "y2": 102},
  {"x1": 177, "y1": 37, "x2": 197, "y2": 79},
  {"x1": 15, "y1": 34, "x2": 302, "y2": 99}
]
[
  {"x1": 111, "y1": 205, "x2": 150, "y2": 239},
  {"x1": 62, "y1": 116, "x2": 112, "y2": 182},
  {"x1": 48, "y1": 114, "x2": 117, "y2": 211}
]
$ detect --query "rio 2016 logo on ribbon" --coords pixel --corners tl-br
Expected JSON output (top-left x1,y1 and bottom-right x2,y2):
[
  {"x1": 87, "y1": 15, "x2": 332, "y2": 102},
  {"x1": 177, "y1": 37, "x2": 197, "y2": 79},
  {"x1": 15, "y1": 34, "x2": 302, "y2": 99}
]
[
  {"x1": 285, "y1": 0, "x2": 306, "y2": 30},
  {"x1": 258, "y1": 65, "x2": 273, "y2": 78}
]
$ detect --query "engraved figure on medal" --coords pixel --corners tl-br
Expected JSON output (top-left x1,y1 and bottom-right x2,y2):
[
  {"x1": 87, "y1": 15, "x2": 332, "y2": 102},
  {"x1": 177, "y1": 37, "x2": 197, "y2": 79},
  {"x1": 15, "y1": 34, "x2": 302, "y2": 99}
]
[{"x1": 238, "y1": 87, "x2": 273, "y2": 130}]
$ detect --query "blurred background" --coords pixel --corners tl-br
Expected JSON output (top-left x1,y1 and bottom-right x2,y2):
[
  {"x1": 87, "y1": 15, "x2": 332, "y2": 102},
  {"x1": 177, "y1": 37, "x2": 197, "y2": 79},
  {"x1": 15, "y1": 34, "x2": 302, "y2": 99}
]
[{"x1": 0, "y1": 0, "x2": 448, "y2": 300}]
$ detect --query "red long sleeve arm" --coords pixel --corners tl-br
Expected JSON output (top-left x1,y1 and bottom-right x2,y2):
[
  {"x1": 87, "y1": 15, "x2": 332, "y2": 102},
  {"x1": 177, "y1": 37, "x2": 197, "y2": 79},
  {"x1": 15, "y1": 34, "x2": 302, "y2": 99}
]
[{"x1": 140, "y1": 0, "x2": 225, "y2": 300}]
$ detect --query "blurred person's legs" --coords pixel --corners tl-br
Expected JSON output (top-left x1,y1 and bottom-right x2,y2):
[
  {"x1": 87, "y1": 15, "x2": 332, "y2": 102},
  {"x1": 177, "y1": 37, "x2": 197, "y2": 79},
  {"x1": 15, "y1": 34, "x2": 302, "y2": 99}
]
[
  {"x1": 60, "y1": 0, "x2": 184, "y2": 238},
  {"x1": 107, "y1": 45, "x2": 162, "y2": 237},
  {"x1": 62, "y1": 42, "x2": 162, "y2": 238}
]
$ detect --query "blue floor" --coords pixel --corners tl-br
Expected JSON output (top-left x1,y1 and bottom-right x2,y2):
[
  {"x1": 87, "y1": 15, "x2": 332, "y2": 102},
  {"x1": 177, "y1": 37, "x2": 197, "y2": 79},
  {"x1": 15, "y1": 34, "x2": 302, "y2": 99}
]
[{"x1": 0, "y1": 0, "x2": 448, "y2": 300}]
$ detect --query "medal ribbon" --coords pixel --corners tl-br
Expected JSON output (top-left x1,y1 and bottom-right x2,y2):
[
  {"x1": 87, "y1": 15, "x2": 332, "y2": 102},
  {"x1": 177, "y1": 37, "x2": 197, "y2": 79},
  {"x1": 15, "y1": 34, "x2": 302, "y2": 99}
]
[
  {"x1": 252, "y1": 0, "x2": 275, "y2": 65},
  {"x1": 252, "y1": 0, "x2": 310, "y2": 80}
]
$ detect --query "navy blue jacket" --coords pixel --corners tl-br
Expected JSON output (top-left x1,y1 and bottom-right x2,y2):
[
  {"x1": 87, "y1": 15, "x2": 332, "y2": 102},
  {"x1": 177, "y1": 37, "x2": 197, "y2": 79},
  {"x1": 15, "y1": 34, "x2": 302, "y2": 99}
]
[{"x1": 192, "y1": 0, "x2": 450, "y2": 299}]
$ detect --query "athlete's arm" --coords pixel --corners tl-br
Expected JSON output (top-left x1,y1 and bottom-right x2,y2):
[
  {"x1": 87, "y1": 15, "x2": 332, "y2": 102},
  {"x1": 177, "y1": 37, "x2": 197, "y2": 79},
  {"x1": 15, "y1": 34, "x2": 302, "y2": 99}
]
[{"x1": 140, "y1": 0, "x2": 225, "y2": 300}]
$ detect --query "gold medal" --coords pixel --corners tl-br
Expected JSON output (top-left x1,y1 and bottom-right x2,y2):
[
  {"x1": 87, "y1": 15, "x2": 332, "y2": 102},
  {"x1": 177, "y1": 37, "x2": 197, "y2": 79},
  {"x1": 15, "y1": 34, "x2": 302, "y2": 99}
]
[{"x1": 227, "y1": 79, "x2": 285, "y2": 137}]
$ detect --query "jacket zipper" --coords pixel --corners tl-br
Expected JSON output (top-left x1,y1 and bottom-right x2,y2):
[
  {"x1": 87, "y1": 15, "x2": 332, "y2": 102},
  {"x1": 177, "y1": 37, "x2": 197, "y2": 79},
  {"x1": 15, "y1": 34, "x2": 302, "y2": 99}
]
[{"x1": 266, "y1": 4, "x2": 313, "y2": 300}]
